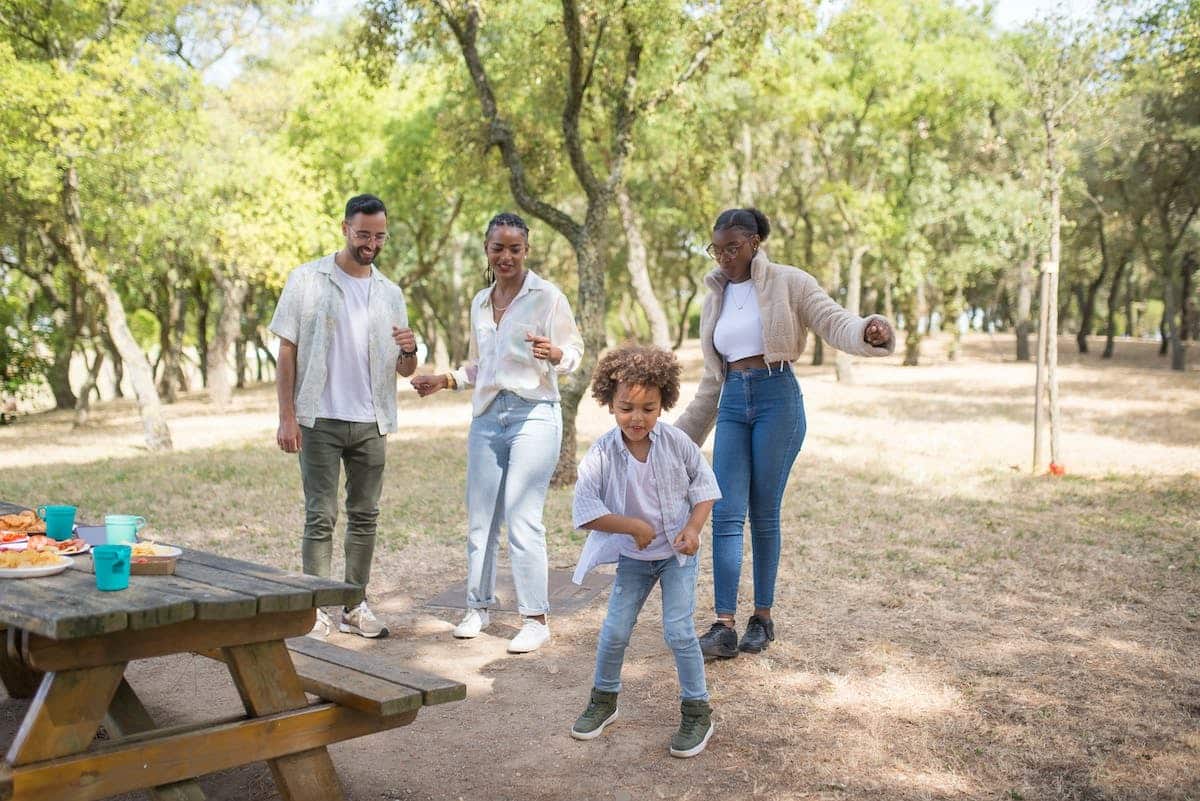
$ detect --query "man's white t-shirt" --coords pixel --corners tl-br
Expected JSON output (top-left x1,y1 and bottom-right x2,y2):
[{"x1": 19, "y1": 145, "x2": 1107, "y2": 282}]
[
  {"x1": 317, "y1": 265, "x2": 376, "y2": 423},
  {"x1": 618, "y1": 447, "x2": 677, "y2": 561}
]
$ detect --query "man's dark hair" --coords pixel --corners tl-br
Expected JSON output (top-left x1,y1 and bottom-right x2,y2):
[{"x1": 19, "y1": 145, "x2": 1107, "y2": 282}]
[{"x1": 345, "y1": 194, "x2": 387, "y2": 220}]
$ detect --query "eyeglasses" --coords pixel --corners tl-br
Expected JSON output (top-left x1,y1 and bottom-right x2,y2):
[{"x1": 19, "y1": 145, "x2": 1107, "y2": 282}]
[
  {"x1": 705, "y1": 239, "x2": 750, "y2": 262},
  {"x1": 348, "y1": 228, "x2": 389, "y2": 245}
]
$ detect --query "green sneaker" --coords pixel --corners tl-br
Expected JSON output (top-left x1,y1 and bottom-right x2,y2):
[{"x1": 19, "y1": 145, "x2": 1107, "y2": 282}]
[
  {"x1": 570, "y1": 689, "x2": 619, "y2": 740},
  {"x1": 669, "y1": 699, "x2": 714, "y2": 758}
]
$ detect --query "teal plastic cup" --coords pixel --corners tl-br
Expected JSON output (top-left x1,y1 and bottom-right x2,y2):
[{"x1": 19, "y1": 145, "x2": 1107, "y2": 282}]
[
  {"x1": 93, "y1": 544, "x2": 131, "y2": 591},
  {"x1": 104, "y1": 514, "x2": 146, "y2": 545},
  {"x1": 37, "y1": 505, "x2": 77, "y2": 541}
]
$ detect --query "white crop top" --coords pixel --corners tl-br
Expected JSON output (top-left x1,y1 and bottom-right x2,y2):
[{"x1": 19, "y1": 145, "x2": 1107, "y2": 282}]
[{"x1": 713, "y1": 280, "x2": 764, "y2": 362}]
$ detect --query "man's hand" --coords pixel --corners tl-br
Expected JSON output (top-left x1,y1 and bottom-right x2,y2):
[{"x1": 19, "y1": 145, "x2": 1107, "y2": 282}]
[
  {"x1": 673, "y1": 526, "x2": 701, "y2": 556},
  {"x1": 277, "y1": 417, "x2": 302, "y2": 454},
  {"x1": 864, "y1": 318, "x2": 893, "y2": 347},
  {"x1": 525, "y1": 332, "x2": 562, "y2": 365},
  {"x1": 392, "y1": 326, "x2": 417, "y2": 354},
  {"x1": 411, "y1": 374, "x2": 448, "y2": 397},
  {"x1": 629, "y1": 518, "x2": 656, "y2": 550}
]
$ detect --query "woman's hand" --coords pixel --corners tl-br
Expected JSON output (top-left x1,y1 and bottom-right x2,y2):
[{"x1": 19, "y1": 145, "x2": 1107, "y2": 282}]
[
  {"x1": 864, "y1": 318, "x2": 893, "y2": 347},
  {"x1": 673, "y1": 526, "x2": 701, "y2": 556},
  {"x1": 410, "y1": 374, "x2": 448, "y2": 397},
  {"x1": 526, "y1": 332, "x2": 562, "y2": 365},
  {"x1": 628, "y1": 519, "x2": 656, "y2": 550}
]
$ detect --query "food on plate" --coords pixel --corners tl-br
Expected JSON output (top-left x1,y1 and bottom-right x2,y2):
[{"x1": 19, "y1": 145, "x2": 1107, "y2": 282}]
[
  {"x1": 0, "y1": 510, "x2": 46, "y2": 533},
  {"x1": 1, "y1": 531, "x2": 28, "y2": 543},
  {"x1": 0, "y1": 549, "x2": 66, "y2": 569},
  {"x1": 32, "y1": 536, "x2": 88, "y2": 554},
  {"x1": 131, "y1": 542, "x2": 168, "y2": 557}
]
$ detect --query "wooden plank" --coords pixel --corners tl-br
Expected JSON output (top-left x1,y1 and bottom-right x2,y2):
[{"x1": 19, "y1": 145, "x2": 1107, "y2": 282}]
[
  {"x1": 203, "y1": 649, "x2": 421, "y2": 717},
  {"x1": 0, "y1": 569, "x2": 195, "y2": 640},
  {"x1": 224, "y1": 640, "x2": 345, "y2": 801},
  {"x1": 6, "y1": 663, "x2": 127, "y2": 766},
  {"x1": 170, "y1": 560, "x2": 313, "y2": 614},
  {"x1": 23, "y1": 610, "x2": 315, "y2": 673},
  {"x1": 6, "y1": 702, "x2": 418, "y2": 801},
  {"x1": 0, "y1": 630, "x2": 39, "y2": 700},
  {"x1": 286, "y1": 637, "x2": 466, "y2": 706},
  {"x1": 178, "y1": 549, "x2": 362, "y2": 608},
  {"x1": 104, "y1": 680, "x2": 206, "y2": 801},
  {"x1": 65, "y1": 562, "x2": 260, "y2": 622}
]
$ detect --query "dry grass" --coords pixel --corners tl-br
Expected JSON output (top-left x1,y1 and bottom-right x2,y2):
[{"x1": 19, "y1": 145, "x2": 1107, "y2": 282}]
[{"x1": 0, "y1": 333, "x2": 1197, "y2": 801}]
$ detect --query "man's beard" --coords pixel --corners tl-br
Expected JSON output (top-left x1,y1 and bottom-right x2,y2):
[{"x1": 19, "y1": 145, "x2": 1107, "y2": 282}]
[{"x1": 352, "y1": 246, "x2": 376, "y2": 266}]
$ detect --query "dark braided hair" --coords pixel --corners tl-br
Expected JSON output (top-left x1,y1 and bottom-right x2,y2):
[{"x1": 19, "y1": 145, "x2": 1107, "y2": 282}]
[
  {"x1": 713, "y1": 208, "x2": 771, "y2": 241},
  {"x1": 484, "y1": 212, "x2": 530, "y2": 284}
]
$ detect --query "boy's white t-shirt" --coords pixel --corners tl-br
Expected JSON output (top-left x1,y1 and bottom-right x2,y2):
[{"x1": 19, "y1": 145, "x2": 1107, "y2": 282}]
[
  {"x1": 618, "y1": 447, "x2": 677, "y2": 561},
  {"x1": 317, "y1": 266, "x2": 377, "y2": 423}
]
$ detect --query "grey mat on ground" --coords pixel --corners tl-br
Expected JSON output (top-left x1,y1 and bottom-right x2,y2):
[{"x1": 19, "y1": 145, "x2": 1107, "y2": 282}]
[{"x1": 425, "y1": 568, "x2": 613, "y2": 614}]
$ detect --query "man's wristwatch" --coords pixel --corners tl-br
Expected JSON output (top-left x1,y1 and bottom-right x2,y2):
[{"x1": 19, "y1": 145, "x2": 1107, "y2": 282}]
[{"x1": 399, "y1": 349, "x2": 417, "y2": 359}]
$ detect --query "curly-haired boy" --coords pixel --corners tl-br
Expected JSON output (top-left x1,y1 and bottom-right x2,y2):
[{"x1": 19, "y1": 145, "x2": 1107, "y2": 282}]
[{"x1": 569, "y1": 344, "x2": 722, "y2": 757}]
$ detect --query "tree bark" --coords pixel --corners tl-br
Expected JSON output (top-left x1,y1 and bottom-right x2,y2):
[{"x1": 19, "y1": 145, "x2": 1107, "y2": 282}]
[
  {"x1": 156, "y1": 270, "x2": 187, "y2": 403},
  {"x1": 616, "y1": 183, "x2": 671, "y2": 348},
  {"x1": 1102, "y1": 253, "x2": 1130, "y2": 359},
  {"x1": 902, "y1": 280, "x2": 924, "y2": 367},
  {"x1": 207, "y1": 268, "x2": 249, "y2": 409},
  {"x1": 72, "y1": 346, "x2": 104, "y2": 428}
]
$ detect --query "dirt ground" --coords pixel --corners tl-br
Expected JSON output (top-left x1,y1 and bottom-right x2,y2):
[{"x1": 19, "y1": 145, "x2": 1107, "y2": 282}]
[{"x1": 1, "y1": 333, "x2": 1198, "y2": 801}]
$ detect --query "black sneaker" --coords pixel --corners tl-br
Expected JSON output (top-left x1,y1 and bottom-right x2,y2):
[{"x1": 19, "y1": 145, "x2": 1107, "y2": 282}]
[
  {"x1": 738, "y1": 615, "x2": 775, "y2": 653},
  {"x1": 698, "y1": 621, "x2": 739, "y2": 660}
]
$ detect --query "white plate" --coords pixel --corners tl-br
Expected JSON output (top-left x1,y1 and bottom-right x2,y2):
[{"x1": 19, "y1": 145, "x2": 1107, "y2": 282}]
[
  {"x1": 0, "y1": 540, "x2": 90, "y2": 555},
  {"x1": 0, "y1": 556, "x2": 73, "y2": 578}
]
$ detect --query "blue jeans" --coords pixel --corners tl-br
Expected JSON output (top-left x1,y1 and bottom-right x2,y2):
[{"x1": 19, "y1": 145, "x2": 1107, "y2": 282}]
[
  {"x1": 711, "y1": 364, "x2": 805, "y2": 616},
  {"x1": 594, "y1": 554, "x2": 708, "y2": 701},
  {"x1": 465, "y1": 391, "x2": 561, "y2": 617}
]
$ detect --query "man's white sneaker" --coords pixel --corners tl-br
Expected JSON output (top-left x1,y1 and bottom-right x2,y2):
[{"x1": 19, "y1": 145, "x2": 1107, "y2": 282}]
[
  {"x1": 307, "y1": 608, "x2": 334, "y2": 639},
  {"x1": 507, "y1": 618, "x2": 550, "y2": 653},
  {"x1": 453, "y1": 608, "x2": 490, "y2": 639},
  {"x1": 339, "y1": 601, "x2": 388, "y2": 638}
]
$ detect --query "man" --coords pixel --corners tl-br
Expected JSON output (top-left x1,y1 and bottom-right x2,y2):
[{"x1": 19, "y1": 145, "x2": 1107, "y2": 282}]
[{"x1": 270, "y1": 194, "x2": 417, "y2": 639}]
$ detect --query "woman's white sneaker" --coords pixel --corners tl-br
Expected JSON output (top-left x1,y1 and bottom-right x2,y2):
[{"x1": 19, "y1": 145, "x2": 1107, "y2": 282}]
[
  {"x1": 507, "y1": 618, "x2": 550, "y2": 653},
  {"x1": 453, "y1": 608, "x2": 490, "y2": 638}
]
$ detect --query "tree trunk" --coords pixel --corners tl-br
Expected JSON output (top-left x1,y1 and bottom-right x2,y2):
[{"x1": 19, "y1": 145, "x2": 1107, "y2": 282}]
[
  {"x1": 72, "y1": 346, "x2": 105, "y2": 428},
  {"x1": 835, "y1": 246, "x2": 867, "y2": 382},
  {"x1": 902, "y1": 281, "x2": 924, "y2": 366},
  {"x1": 672, "y1": 271, "x2": 699, "y2": 351},
  {"x1": 616, "y1": 183, "x2": 670, "y2": 348},
  {"x1": 811, "y1": 336, "x2": 824, "y2": 366},
  {"x1": 946, "y1": 284, "x2": 964, "y2": 361},
  {"x1": 157, "y1": 272, "x2": 187, "y2": 403},
  {"x1": 1015, "y1": 251, "x2": 1035, "y2": 362},
  {"x1": 207, "y1": 268, "x2": 249, "y2": 409},
  {"x1": 194, "y1": 277, "x2": 210, "y2": 387},
  {"x1": 1036, "y1": 111, "x2": 1063, "y2": 471},
  {"x1": 1102, "y1": 254, "x2": 1130, "y2": 359},
  {"x1": 236, "y1": 286, "x2": 257, "y2": 390},
  {"x1": 55, "y1": 163, "x2": 169, "y2": 448},
  {"x1": 1182, "y1": 251, "x2": 1196, "y2": 341}
]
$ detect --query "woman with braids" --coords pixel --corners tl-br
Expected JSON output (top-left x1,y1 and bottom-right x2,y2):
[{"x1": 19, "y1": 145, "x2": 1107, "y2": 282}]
[
  {"x1": 411, "y1": 212, "x2": 583, "y2": 653},
  {"x1": 674, "y1": 208, "x2": 895, "y2": 659}
]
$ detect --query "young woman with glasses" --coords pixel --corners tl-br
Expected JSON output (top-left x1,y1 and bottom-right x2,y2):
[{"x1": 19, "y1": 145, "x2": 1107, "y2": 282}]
[{"x1": 674, "y1": 207, "x2": 895, "y2": 659}]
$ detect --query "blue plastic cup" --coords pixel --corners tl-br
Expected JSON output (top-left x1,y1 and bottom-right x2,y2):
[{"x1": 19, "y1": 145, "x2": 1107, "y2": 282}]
[
  {"x1": 93, "y1": 544, "x2": 131, "y2": 591},
  {"x1": 37, "y1": 505, "x2": 77, "y2": 541},
  {"x1": 105, "y1": 514, "x2": 146, "y2": 545}
]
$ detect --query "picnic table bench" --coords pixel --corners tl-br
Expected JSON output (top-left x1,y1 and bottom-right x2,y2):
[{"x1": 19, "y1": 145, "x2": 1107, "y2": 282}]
[{"x1": 0, "y1": 539, "x2": 464, "y2": 801}]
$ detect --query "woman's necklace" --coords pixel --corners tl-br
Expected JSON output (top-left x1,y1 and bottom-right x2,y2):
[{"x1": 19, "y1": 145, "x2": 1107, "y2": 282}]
[{"x1": 730, "y1": 279, "x2": 754, "y2": 311}]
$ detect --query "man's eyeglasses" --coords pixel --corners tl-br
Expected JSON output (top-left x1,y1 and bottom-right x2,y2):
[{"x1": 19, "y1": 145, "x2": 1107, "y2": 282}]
[
  {"x1": 705, "y1": 239, "x2": 750, "y2": 262},
  {"x1": 348, "y1": 228, "x2": 389, "y2": 245}
]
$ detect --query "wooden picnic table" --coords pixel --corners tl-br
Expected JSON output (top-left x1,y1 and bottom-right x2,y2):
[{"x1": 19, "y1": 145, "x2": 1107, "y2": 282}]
[{"x1": 0, "y1": 531, "x2": 464, "y2": 801}]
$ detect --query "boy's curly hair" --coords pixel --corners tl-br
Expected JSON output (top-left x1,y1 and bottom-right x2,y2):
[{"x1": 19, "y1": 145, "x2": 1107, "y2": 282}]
[{"x1": 591, "y1": 344, "x2": 682, "y2": 411}]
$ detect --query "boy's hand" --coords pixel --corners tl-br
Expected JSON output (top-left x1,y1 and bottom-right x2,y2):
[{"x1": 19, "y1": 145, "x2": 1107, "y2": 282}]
[
  {"x1": 673, "y1": 526, "x2": 700, "y2": 556},
  {"x1": 629, "y1": 519, "x2": 656, "y2": 550}
]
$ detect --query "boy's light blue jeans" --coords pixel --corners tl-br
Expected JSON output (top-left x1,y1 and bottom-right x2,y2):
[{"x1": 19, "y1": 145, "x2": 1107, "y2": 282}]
[
  {"x1": 594, "y1": 554, "x2": 709, "y2": 701},
  {"x1": 465, "y1": 391, "x2": 560, "y2": 617},
  {"x1": 711, "y1": 364, "x2": 806, "y2": 616}
]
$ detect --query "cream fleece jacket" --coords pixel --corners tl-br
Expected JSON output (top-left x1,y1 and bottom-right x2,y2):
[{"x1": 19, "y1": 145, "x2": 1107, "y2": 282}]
[{"x1": 675, "y1": 247, "x2": 895, "y2": 444}]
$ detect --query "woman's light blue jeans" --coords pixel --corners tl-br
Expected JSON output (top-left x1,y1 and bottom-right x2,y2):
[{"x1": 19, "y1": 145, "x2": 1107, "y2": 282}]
[
  {"x1": 465, "y1": 391, "x2": 561, "y2": 617},
  {"x1": 593, "y1": 554, "x2": 708, "y2": 701},
  {"x1": 711, "y1": 364, "x2": 806, "y2": 616}
]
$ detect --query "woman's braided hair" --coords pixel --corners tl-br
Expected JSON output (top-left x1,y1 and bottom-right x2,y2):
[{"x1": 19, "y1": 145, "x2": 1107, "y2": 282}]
[{"x1": 484, "y1": 212, "x2": 530, "y2": 285}]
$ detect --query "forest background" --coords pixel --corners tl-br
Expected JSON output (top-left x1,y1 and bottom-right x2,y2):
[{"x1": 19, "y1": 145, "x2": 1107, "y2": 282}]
[{"x1": 1, "y1": 0, "x2": 1197, "y2": 479}]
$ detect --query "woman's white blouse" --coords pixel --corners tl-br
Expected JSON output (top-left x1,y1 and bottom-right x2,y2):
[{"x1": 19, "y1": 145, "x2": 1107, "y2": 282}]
[{"x1": 450, "y1": 270, "x2": 584, "y2": 417}]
